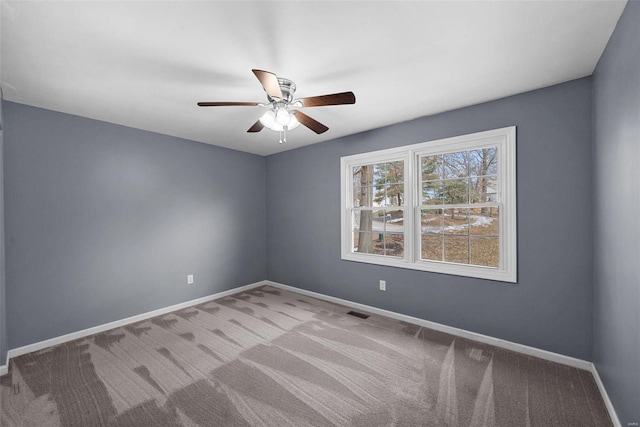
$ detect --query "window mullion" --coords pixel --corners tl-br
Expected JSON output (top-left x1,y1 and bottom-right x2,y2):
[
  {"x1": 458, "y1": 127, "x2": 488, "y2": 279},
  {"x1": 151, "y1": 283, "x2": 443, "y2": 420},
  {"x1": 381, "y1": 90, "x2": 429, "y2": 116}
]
[
  {"x1": 413, "y1": 150, "x2": 421, "y2": 264},
  {"x1": 404, "y1": 151, "x2": 413, "y2": 263}
]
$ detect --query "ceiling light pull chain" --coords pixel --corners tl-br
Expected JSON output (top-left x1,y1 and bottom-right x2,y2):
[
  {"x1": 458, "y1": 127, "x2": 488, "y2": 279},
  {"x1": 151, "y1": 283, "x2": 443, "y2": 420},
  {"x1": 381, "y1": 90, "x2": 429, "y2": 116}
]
[{"x1": 279, "y1": 126, "x2": 287, "y2": 144}]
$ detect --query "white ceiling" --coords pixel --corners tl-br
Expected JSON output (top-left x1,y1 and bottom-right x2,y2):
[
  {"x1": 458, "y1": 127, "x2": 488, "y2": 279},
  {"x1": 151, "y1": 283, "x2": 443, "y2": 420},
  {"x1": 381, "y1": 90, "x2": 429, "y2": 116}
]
[{"x1": 0, "y1": 1, "x2": 627, "y2": 156}]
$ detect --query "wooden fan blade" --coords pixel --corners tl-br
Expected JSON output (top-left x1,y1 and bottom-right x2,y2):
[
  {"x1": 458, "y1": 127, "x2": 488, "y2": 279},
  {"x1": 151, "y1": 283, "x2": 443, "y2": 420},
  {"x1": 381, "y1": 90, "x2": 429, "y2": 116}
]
[
  {"x1": 299, "y1": 91, "x2": 356, "y2": 107},
  {"x1": 294, "y1": 111, "x2": 329, "y2": 134},
  {"x1": 252, "y1": 69, "x2": 283, "y2": 100},
  {"x1": 247, "y1": 120, "x2": 264, "y2": 133},
  {"x1": 198, "y1": 101, "x2": 260, "y2": 107}
]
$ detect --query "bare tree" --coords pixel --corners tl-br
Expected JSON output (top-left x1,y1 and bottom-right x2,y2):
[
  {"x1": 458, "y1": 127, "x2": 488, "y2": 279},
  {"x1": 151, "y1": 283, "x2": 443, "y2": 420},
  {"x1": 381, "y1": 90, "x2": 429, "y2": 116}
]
[
  {"x1": 470, "y1": 148, "x2": 497, "y2": 214},
  {"x1": 354, "y1": 165, "x2": 374, "y2": 253}
]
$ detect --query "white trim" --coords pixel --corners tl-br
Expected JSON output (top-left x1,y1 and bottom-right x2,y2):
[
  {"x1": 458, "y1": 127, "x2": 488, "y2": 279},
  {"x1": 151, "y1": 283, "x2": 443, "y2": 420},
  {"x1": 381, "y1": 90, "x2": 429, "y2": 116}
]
[
  {"x1": 591, "y1": 364, "x2": 622, "y2": 427},
  {"x1": 4, "y1": 281, "x2": 267, "y2": 365},
  {"x1": 340, "y1": 126, "x2": 517, "y2": 283},
  {"x1": 5, "y1": 279, "x2": 587, "y2": 370},
  {"x1": 0, "y1": 279, "x2": 620, "y2": 426},
  {"x1": 266, "y1": 280, "x2": 591, "y2": 370}
]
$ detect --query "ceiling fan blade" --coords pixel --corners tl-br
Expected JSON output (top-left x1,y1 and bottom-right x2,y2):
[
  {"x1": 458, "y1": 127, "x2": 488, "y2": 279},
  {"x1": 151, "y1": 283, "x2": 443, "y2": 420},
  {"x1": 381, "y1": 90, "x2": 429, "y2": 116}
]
[
  {"x1": 252, "y1": 69, "x2": 283, "y2": 100},
  {"x1": 247, "y1": 120, "x2": 264, "y2": 133},
  {"x1": 197, "y1": 101, "x2": 260, "y2": 107},
  {"x1": 298, "y1": 91, "x2": 356, "y2": 107},
  {"x1": 294, "y1": 111, "x2": 329, "y2": 134}
]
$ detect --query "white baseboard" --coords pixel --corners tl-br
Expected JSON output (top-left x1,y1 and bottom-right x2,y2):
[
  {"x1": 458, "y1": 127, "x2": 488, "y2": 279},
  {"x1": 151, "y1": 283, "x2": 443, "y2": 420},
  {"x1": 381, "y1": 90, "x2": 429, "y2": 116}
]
[
  {"x1": 1, "y1": 278, "x2": 620, "y2": 426},
  {"x1": 4, "y1": 280, "x2": 267, "y2": 366},
  {"x1": 591, "y1": 363, "x2": 622, "y2": 427},
  {"x1": 265, "y1": 280, "x2": 593, "y2": 371},
  {"x1": 2, "y1": 279, "x2": 592, "y2": 371}
]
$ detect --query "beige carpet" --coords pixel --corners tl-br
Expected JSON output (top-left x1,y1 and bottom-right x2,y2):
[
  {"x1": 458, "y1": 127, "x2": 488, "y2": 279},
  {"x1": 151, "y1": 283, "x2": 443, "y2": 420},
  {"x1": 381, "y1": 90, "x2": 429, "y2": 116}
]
[{"x1": 0, "y1": 285, "x2": 612, "y2": 426}]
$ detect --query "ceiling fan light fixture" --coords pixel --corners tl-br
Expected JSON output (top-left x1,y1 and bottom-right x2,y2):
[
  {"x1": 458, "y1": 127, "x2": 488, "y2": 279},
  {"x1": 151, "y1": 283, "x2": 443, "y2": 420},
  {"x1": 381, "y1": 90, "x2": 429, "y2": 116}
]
[
  {"x1": 198, "y1": 69, "x2": 356, "y2": 140},
  {"x1": 276, "y1": 108, "x2": 291, "y2": 126},
  {"x1": 259, "y1": 107, "x2": 300, "y2": 132}
]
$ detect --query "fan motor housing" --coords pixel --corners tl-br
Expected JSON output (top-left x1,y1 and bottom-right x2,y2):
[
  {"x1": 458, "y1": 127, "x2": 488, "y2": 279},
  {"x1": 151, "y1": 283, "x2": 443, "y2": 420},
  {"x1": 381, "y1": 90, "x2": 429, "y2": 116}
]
[{"x1": 267, "y1": 77, "x2": 296, "y2": 103}]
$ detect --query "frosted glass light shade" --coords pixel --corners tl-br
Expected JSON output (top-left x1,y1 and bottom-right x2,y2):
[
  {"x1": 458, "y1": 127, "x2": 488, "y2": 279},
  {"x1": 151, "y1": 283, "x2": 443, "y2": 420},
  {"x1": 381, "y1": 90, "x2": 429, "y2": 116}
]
[{"x1": 259, "y1": 108, "x2": 300, "y2": 131}]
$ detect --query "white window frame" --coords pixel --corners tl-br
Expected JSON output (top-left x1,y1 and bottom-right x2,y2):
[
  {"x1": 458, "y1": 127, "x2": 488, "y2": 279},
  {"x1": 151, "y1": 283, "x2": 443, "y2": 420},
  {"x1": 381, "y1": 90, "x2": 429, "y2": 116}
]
[{"x1": 341, "y1": 126, "x2": 517, "y2": 283}]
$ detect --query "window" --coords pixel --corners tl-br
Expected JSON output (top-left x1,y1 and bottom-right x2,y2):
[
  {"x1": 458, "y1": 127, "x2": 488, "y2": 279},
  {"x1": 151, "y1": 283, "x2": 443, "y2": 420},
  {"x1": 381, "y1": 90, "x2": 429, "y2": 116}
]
[
  {"x1": 351, "y1": 159, "x2": 406, "y2": 258},
  {"x1": 341, "y1": 127, "x2": 516, "y2": 282}
]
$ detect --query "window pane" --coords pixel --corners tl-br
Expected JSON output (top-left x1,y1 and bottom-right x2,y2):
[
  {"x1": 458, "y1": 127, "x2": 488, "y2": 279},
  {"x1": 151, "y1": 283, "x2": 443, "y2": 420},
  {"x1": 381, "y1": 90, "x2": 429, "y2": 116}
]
[
  {"x1": 384, "y1": 184, "x2": 403, "y2": 207},
  {"x1": 352, "y1": 166, "x2": 364, "y2": 187},
  {"x1": 388, "y1": 161, "x2": 404, "y2": 181},
  {"x1": 470, "y1": 177, "x2": 486, "y2": 203},
  {"x1": 470, "y1": 207, "x2": 499, "y2": 236},
  {"x1": 444, "y1": 235, "x2": 470, "y2": 264},
  {"x1": 422, "y1": 209, "x2": 444, "y2": 261},
  {"x1": 352, "y1": 210, "x2": 373, "y2": 254},
  {"x1": 374, "y1": 162, "x2": 404, "y2": 183},
  {"x1": 352, "y1": 165, "x2": 375, "y2": 206},
  {"x1": 371, "y1": 233, "x2": 385, "y2": 255},
  {"x1": 487, "y1": 157, "x2": 498, "y2": 175},
  {"x1": 422, "y1": 155, "x2": 442, "y2": 180},
  {"x1": 352, "y1": 231, "x2": 360, "y2": 252},
  {"x1": 386, "y1": 210, "x2": 405, "y2": 232},
  {"x1": 352, "y1": 209, "x2": 404, "y2": 257},
  {"x1": 444, "y1": 152, "x2": 469, "y2": 178},
  {"x1": 471, "y1": 176, "x2": 497, "y2": 203},
  {"x1": 421, "y1": 209, "x2": 443, "y2": 234},
  {"x1": 486, "y1": 175, "x2": 498, "y2": 202},
  {"x1": 371, "y1": 209, "x2": 387, "y2": 233},
  {"x1": 355, "y1": 161, "x2": 404, "y2": 208},
  {"x1": 353, "y1": 210, "x2": 406, "y2": 233},
  {"x1": 469, "y1": 147, "x2": 498, "y2": 177},
  {"x1": 443, "y1": 178, "x2": 469, "y2": 204},
  {"x1": 471, "y1": 237, "x2": 499, "y2": 267},
  {"x1": 372, "y1": 185, "x2": 386, "y2": 206},
  {"x1": 354, "y1": 231, "x2": 405, "y2": 257},
  {"x1": 367, "y1": 209, "x2": 405, "y2": 233},
  {"x1": 352, "y1": 210, "x2": 373, "y2": 232},
  {"x1": 353, "y1": 231, "x2": 372, "y2": 254},
  {"x1": 421, "y1": 234, "x2": 443, "y2": 261},
  {"x1": 353, "y1": 185, "x2": 374, "y2": 207},
  {"x1": 422, "y1": 180, "x2": 443, "y2": 205},
  {"x1": 384, "y1": 233, "x2": 404, "y2": 257},
  {"x1": 444, "y1": 208, "x2": 469, "y2": 235},
  {"x1": 351, "y1": 231, "x2": 384, "y2": 255}
]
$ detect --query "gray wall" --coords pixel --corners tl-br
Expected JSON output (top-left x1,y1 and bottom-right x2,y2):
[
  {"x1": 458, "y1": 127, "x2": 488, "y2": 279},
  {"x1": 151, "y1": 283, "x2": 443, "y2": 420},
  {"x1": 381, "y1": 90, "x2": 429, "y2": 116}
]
[
  {"x1": 0, "y1": 99, "x2": 5, "y2": 365},
  {"x1": 592, "y1": 1, "x2": 640, "y2": 425},
  {"x1": 0, "y1": 0, "x2": 4, "y2": 368},
  {"x1": 3, "y1": 102, "x2": 266, "y2": 351},
  {"x1": 267, "y1": 78, "x2": 594, "y2": 360}
]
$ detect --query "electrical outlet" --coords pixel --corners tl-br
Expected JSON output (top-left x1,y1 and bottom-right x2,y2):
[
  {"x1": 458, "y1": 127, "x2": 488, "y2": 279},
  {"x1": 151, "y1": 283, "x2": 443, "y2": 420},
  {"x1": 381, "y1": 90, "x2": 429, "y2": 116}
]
[
  {"x1": 187, "y1": 274, "x2": 194, "y2": 285},
  {"x1": 379, "y1": 280, "x2": 386, "y2": 291}
]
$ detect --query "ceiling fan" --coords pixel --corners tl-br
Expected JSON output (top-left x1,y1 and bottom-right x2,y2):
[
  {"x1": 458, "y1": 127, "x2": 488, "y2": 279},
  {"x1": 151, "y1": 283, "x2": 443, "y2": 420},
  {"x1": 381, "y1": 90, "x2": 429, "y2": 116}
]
[{"x1": 198, "y1": 69, "x2": 356, "y2": 144}]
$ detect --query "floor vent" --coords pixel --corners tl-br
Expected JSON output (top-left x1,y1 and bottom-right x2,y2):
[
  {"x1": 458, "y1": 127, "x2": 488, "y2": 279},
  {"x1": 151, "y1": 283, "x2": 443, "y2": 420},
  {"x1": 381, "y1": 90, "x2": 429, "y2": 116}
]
[{"x1": 347, "y1": 310, "x2": 369, "y2": 319}]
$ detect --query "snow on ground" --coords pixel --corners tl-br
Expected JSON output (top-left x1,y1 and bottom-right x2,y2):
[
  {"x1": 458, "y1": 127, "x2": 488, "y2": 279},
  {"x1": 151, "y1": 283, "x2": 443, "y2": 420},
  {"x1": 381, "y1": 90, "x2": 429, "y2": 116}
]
[
  {"x1": 367, "y1": 214, "x2": 495, "y2": 233},
  {"x1": 421, "y1": 215, "x2": 494, "y2": 233}
]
